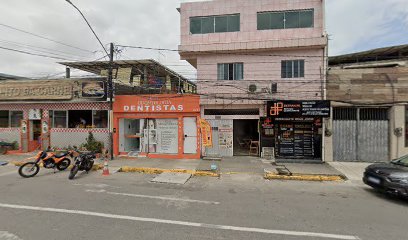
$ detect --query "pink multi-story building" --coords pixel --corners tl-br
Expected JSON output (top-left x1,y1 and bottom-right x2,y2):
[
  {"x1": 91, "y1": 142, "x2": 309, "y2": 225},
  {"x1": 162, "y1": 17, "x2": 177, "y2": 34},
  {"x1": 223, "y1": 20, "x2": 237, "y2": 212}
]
[{"x1": 179, "y1": 0, "x2": 328, "y2": 160}]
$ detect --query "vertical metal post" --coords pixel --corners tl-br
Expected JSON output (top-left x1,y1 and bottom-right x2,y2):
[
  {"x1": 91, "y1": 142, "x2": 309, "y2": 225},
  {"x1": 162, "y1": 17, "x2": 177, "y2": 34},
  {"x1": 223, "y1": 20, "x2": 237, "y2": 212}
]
[{"x1": 109, "y1": 43, "x2": 114, "y2": 160}]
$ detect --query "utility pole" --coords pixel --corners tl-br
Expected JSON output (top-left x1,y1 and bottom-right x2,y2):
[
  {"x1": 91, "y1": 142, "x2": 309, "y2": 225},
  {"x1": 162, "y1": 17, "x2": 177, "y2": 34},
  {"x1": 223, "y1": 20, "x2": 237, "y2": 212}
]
[{"x1": 108, "y1": 43, "x2": 114, "y2": 160}]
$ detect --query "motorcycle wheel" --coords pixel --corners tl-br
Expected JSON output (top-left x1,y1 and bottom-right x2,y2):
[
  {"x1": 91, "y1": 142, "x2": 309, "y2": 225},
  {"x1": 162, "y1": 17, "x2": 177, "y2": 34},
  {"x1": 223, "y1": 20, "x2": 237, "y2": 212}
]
[
  {"x1": 56, "y1": 159, "x2": 71, "y2": 171},
  {"x1": 68, "y1": 165, "x2": 79, "y2": 180},
  {"x1": 18, "y1": 162, "x2": 40, "y2": 178},
  {"x1": 84, "y1": 161, "x2": 94, "y2": 172}
]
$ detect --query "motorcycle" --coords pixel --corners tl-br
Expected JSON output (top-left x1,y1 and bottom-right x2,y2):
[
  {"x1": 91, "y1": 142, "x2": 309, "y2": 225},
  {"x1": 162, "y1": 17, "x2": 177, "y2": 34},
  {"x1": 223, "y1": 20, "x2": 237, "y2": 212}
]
[
  {"x1": 18, "y1": 150, "x2": 74, "y2": 178},
  {"x1": 68, "y1": 152, "x2": 96, "y2": 180}
]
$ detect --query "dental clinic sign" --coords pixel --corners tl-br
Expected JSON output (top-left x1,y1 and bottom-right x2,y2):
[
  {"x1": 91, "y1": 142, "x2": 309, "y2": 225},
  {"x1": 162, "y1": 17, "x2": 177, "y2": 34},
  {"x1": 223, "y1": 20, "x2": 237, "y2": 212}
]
[{"x1": 114, "y1": 95, "x2": 200, "y2": 113}]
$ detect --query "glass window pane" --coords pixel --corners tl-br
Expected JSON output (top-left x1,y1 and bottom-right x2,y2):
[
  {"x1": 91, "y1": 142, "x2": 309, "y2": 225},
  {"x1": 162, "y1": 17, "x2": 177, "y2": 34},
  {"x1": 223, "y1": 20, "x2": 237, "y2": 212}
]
[
  {"x1": 49, "y1": 111, "x2": 53, "y2": 129},
  {"x1": 228, "y1": 14, "x2": 240, "y2": 32},
  {"x1": 234, "y1": 63, "x2": 243, "y2": 80},
  {"x1": 215, "y1": 16, "x2": 228, "y2": 33},
  {"x1": 190, "y1": 17, "x2": 202, "y2": 34},
  {"x1": 257, "y1": 13, "x2": 270, "y2": 30},
  {"x1": 10, "y1": 111, "x2": 23, "y2": 128},
  {"x1": 299, "y1": 10, "x2": 314, "y2": 28},
  {"x1": 286, "y1": 61, "x2": 293, "y2": 78},
  {"x1": 228, "y1": 64, "x2": 234, "y2": 80},
  {"x1": 68, "y1": 110, "x2": 92, "y2": 128},
  {"x1": 300, "y1": 60, "x2": 305, "y2": 77},
  {"x1": 293, "y1": 60, "x2": 299, "y2": 78},
  {"x1": 224, "y1": 64, "x2": 229, "y2": 80},
  {"x1": 93, "y1": 111, "x2": 108, "y2": 128},
  {"x1": 270, "y1": 12, "x2": 285, "y2": 29},
  {"x1": 217, "y1": 64, "x2": 224, "y2": 80},
  {"x1": 54, "y1": 111, "x2": 67, "y2": 128},
  {"x1": 0, "y1": 111, "x2": 9, "y2": 128},
  {"x1": 281, "y1": 61, "x2": 287, "y2": 78},
  {"x1": 285, "y1": 11, "x2": 299, "y2": 29},
  {"x1": 201, "y1": 16, "x2": 214, "y2": 34}
]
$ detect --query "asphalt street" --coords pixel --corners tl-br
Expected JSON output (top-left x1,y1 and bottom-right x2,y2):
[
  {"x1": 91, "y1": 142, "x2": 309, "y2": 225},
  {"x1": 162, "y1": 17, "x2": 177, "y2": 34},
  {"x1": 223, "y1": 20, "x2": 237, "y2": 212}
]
[{"x1": 0, "y1": 164, "x2": 407, "y2": 240}]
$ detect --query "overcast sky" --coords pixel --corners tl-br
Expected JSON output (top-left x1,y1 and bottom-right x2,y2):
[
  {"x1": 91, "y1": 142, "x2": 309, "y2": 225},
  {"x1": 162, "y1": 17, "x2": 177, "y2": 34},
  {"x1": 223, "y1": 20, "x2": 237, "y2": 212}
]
[{"x1": 0, "y1": 0, "x2": 407, "y2": 78}]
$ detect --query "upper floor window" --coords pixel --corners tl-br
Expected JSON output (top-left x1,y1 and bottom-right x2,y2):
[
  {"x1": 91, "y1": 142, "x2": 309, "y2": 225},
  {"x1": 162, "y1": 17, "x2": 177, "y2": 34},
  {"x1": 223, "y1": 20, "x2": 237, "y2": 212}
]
[
  {"x1": 281, "y1": 60, "x2": 304, "y2": 78},
  {"x1": 190, "y1": 14, "x2": 240, "y2": 34},
  {"x1": 257, "y1": 9, "x2": 314, "y2": 30},
  {"x1": 218, "y1": 63, "x2": 243, "y2": 80}
]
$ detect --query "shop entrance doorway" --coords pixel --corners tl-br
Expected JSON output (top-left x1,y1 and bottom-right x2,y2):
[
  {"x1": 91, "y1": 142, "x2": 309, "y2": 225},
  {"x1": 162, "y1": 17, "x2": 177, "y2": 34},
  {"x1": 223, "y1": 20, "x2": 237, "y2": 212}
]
[
  {"x1": 119, "y1": 119, "x2": 141, "y2": 153},
  {"x1": 233, "y1": 119, "x2": 259, "y2": 156},
  {"x1": 183, "y1": 117, "x2": 197, "y2": 154},
  {"x1": 29, "y1": 120, "x2": 41, "y2": 152}
]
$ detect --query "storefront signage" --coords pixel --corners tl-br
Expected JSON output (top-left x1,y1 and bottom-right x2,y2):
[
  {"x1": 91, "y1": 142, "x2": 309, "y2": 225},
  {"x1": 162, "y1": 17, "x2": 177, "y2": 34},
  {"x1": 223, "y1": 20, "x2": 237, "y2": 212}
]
[
  {"x1": 199, "y1": 119, "x2": 212, "y2": 147},
  {"x1": 28, "y1": 109, "x2": 42, "y2": 120},
  {"x1": 0, "y1": 81, "x2": 72, "y2": 100},
  {"x1": 114, "y1": 95, "x2": 200, "y2": 113},
  {"x1": 81, "y1": 81, "x2": 105, "y2": 98},
  {"x1": 267, "y1": 100, "x2": 330, "y2": 119}
]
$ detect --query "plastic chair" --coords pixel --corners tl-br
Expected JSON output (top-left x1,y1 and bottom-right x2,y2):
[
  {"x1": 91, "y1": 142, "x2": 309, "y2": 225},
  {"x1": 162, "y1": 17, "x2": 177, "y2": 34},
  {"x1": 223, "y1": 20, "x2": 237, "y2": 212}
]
[{"x1": 249, "y1": 141, "x2": 259, "y2": 156}]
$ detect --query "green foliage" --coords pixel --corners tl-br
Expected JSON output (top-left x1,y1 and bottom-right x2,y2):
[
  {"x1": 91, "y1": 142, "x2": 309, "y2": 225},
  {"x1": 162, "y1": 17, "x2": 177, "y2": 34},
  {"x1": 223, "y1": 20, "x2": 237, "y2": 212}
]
[
  {"x1": 81, "y1": 132, "x2": 104, "y2": 153},
  {"x1": 11, "y1": 141, "x2": 19, "y2": 150}
]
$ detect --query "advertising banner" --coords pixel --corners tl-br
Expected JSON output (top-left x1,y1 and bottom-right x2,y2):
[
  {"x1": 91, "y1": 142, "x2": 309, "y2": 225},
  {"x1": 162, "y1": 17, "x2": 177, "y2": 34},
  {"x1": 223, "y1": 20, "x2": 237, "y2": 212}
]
[
  {"x1": 199, "y1": 119, "x2": 212, "y2": 147},
  {"x1": 267, "y1": 100, "x2": 330, "y2": 120}
]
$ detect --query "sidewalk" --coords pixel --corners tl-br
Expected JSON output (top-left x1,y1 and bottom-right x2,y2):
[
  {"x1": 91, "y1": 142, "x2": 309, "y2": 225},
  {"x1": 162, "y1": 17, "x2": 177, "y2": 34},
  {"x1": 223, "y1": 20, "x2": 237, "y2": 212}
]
[
  {"x1": 1, "y1": 152, "x2": 348, "y2": 181},
  {"x1": 328, "y1": 162, "x2": 370, "y2": 181}
]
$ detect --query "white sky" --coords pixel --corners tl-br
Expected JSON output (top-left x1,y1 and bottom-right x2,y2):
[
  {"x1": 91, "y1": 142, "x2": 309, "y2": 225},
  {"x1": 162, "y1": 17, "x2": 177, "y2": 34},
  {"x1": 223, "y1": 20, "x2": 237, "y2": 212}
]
[{"x1": 0, "y1": 0, "x2": 407, "y2": 78}]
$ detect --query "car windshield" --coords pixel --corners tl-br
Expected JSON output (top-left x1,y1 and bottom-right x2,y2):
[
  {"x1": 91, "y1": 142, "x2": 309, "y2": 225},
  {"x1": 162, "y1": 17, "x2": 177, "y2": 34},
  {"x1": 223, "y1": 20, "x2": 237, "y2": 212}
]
[{"x1": 391, "y1": 155, "x2": 408, "y2": 166}]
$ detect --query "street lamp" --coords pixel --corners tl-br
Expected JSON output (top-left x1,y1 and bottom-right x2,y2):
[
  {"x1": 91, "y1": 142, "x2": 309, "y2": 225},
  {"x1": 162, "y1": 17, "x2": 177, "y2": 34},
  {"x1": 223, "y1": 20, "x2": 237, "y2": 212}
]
[{"x1": 65, "y1": 0, "x2": 114, "y2": 160}]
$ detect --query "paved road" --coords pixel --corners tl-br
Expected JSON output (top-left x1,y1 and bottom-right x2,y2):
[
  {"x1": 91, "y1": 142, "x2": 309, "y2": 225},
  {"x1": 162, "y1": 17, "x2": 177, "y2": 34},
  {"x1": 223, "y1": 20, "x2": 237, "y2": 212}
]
[{"x1": 0, "y1": 164, "x2": 407, "y2": 240}]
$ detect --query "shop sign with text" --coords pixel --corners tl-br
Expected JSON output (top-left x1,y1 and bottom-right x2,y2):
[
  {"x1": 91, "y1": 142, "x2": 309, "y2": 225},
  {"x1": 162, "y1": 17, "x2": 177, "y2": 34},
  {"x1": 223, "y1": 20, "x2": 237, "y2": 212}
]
[
  {"x1": 114, "y1": 95, "x2": 200, "y2": 113},
  {"x1": 267, "y1": 100, "x2": 330, "y2": 119}
]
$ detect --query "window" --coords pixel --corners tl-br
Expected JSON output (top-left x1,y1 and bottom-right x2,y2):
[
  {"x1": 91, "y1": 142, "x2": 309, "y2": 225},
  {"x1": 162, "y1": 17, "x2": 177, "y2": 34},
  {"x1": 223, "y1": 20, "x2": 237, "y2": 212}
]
[
  {"x1": 190, "y1": 14, "x2": 240, "y2": 34},
  {"x1": 0, "y1": 111, "x2": 9, "y2": 128},
  {"x1": 0, "y1": 110, "x2": 23, "y2": 128},
  {"x1": 93, "y1": 111, "x2": 108, "y2": 128},
  {"x1": 50, "y1": 110, "x2": 108, "y2": 129},
  {"x1": 10, "y1": 111, "x2": 23, "y2": 127},
  {"x1": 218, "y1": 63, "x2": 243, "y2": 80},
  {"x1": 53, "y1": 111, "x2": 67, "y2": 128},
  {"x1": 257, "y1": 9, "x2": 314, "y2": 30},
  {"x1": 281, "y1": 60, "x2": 304, "y2": 78}
]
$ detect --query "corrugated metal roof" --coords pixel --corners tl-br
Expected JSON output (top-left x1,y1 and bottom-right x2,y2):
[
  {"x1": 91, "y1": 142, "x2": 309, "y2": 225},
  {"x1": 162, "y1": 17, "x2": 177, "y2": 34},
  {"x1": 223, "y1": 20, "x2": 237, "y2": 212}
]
[
  {"x1": 59, "y1": 59, "x2": 195, "y2": 86},
  {"x1": 329, "y1": 44, "x2": 408, "y2": 65}
]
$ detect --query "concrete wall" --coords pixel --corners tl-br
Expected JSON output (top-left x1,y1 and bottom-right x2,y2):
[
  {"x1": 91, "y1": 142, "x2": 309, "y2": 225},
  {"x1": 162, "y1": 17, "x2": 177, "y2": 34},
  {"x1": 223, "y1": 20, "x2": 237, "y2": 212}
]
[
  {"x1": 0, "y1": 128, "x2": 20, "y2": 148},
  {"x1": 50, "y1": 130, "x2": 109, "y2": 150}
]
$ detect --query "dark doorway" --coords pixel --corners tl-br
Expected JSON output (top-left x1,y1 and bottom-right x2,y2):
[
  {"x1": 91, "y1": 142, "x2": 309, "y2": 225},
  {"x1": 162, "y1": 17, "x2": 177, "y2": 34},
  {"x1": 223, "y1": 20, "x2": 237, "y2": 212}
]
[{"x1": 233, "y1": 119, "x2": 259, "y2": 156}]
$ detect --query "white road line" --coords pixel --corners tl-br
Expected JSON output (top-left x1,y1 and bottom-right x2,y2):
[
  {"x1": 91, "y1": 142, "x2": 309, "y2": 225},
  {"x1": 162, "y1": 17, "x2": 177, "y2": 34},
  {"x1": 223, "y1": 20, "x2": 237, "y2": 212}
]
[
  {"x1": 0, "y1": 171, "x2": 16, "y2": 177},
  {"x1": 106, "y1": 191, "x2": 221, "y2": 205},
  {"x1": 0, "y1": 203, "x2": 360, "y2": 240}
]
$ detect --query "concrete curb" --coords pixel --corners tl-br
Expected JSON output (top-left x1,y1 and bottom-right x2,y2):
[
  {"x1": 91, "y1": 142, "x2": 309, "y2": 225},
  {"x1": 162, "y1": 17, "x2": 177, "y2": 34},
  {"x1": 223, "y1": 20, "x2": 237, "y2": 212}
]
[
  {"x1": 119, "y1": 166, "x2": 220, "y2": 177},
  {"x1": 264, "y1": 172, "x2": 346, "y2": 182}
]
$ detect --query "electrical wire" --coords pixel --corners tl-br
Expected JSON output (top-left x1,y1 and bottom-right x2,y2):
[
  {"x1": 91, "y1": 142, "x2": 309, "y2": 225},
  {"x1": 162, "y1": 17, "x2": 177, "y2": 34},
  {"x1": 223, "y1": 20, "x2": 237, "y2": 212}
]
[{"x1": 0, "y1": 22, "x2": 94, "y2": 54}]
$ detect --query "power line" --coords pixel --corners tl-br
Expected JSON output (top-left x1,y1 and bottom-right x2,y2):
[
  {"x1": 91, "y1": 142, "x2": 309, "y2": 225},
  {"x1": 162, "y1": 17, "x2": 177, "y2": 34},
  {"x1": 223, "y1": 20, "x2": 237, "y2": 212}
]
[
  {"x1": 65, "y1": 0, "x2": 109, "y2": 56},
  {"x1": 0, "y1": 22, "x2": 94, "y2": 54},
  {"x1": 0, "y1": 45, "x2": 80, "y2": 61}
]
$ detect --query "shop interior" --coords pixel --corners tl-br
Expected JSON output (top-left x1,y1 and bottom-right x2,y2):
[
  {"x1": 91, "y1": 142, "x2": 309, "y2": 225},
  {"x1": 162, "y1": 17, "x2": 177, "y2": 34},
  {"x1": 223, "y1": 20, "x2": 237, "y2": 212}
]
[
  {"x1": 233, "y1": 119, "x2": 259, "y2": 156},
  {"x1": 119, "y1": 119, "x2": 141, "y2": 153}
]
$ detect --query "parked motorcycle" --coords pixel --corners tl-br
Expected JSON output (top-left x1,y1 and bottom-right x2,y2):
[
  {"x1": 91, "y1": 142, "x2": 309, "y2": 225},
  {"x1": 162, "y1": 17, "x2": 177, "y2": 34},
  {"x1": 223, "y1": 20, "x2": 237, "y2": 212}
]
[
  {"x1": 18, "y1": 150, "x2": 74, "y2": 178},
  {"x1": 68, "y1": 152, "x2": 96, "y2": 180}
]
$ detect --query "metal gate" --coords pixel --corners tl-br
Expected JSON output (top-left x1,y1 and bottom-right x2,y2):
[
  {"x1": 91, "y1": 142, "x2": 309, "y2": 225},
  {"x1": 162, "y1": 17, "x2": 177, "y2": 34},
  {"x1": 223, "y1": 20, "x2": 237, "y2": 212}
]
[
  {"x1": 333, "y1": 108, "x2": 389, "y2": 162},
  {"x1": 204, "y1": 119, "x2": 233, "y2": 157}
]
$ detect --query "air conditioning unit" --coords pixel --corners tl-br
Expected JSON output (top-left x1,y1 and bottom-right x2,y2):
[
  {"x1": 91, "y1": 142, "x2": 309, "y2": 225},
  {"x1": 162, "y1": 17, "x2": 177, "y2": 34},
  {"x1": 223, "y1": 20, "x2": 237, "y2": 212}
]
[{"x1": 248, "y1": 84, "x2": 257, "y2": 93}]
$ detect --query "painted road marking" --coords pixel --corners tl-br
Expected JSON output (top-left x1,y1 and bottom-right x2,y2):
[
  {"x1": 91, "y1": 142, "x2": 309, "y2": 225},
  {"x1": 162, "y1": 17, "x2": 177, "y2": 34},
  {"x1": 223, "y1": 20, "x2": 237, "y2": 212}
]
[
  {"x1": 0, "y1": 203, "x2": 360, "y2": 240},
  {"x1": 0, "y1": 171, "x2": 16, "y2": 177},
  {"x1": 85, "y1": 189, "x2": 220, "y2": 205},
  {"x1": 0, "y1": 231, "x2": 22, "y2": 240}
]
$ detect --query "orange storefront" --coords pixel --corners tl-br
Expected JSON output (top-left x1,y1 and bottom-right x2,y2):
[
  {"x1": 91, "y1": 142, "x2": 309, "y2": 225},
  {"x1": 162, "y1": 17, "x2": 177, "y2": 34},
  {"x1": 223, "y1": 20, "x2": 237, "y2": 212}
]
[{"x1": 113, "y1": 95, "x2": 201, "y2": 159}]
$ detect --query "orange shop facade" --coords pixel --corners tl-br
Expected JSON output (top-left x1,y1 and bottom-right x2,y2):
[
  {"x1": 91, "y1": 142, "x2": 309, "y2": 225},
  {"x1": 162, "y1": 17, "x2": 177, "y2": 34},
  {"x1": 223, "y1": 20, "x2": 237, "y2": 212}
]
[{"x1": 113, "y1": 95, "x2": 201, "y2": 159}]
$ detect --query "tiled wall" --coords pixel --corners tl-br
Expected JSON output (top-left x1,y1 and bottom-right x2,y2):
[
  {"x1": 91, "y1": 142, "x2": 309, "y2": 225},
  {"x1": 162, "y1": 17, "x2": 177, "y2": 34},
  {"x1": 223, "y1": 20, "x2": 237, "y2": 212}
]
[
  {"x1": 197, "y1": 48, "x2": 325, "y2": 104},
  {"x1": 179, "y1": 0, "x2": 326, "y2": 52}
]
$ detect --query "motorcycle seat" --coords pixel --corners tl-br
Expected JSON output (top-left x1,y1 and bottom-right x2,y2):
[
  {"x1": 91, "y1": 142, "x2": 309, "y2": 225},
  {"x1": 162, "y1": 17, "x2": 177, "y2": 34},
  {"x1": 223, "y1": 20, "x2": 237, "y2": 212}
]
[{"x1": 55, "y1": 152, "x2": 69, "y2": 158}]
